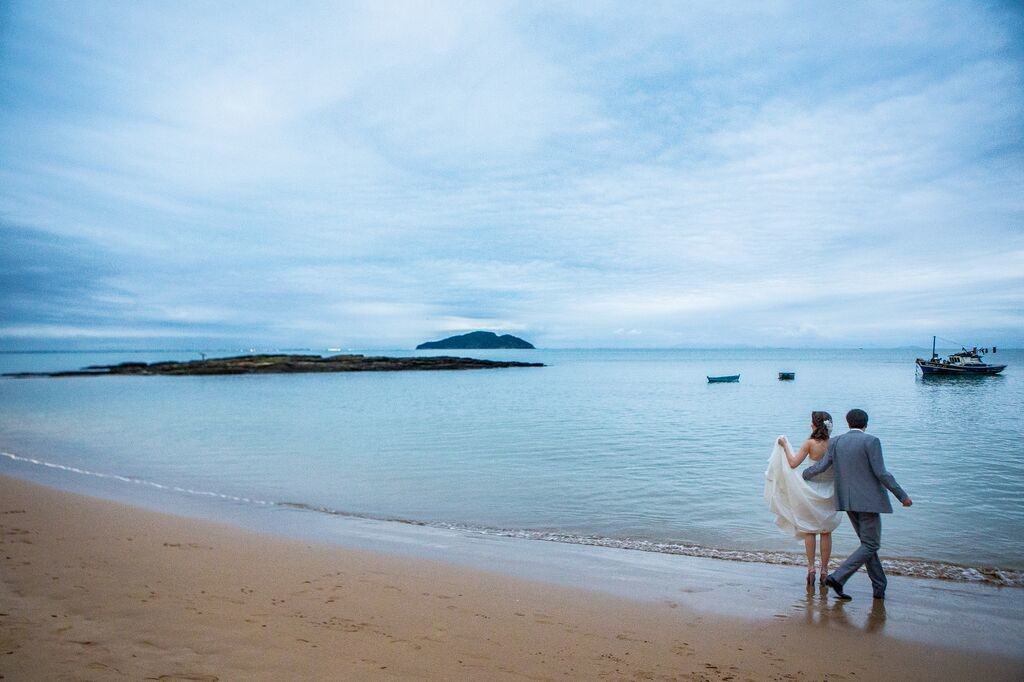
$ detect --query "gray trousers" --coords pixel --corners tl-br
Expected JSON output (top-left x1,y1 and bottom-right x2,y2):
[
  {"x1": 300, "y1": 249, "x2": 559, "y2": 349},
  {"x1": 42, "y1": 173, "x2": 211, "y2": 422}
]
[{"x1": 833, "y1": 511, "x2": 886, "y2": 595}]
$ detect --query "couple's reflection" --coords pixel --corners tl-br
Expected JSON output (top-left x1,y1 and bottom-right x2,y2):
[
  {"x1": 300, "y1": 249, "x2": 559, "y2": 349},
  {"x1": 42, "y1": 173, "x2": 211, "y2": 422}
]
[{"x1": 798, "y1": 584, "x2": 887, "y2": 632}]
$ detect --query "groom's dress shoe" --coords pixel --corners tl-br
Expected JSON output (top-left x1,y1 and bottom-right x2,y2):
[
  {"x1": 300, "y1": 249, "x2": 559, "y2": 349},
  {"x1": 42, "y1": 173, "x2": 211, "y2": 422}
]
[{"x1": 825, "y1": 575, "x2": 852, "y2": 601}]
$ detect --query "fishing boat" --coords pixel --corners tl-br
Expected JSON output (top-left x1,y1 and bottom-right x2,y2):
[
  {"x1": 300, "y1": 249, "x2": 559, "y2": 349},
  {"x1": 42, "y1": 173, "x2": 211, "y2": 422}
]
[
  {"x1": 778, "y1": 372, "x2": 795, "y2": 381},
  {"x1": 916, "y1": 337, "x2": 1007, "y2": 376},
  {"x1": 707, "y1": 374, "x2": 740, "y2": 383}
]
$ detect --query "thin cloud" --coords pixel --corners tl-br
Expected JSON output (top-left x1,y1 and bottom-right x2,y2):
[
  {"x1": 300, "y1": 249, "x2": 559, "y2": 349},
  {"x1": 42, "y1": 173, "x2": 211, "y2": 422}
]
[{"x1": 1, "y1": 1, "x2": 1021, "y2": 348}]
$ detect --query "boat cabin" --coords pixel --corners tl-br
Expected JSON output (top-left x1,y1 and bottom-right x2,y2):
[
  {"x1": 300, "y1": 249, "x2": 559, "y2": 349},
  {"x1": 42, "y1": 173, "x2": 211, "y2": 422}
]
[{"x1": 946, "y1": 351, "x2": 987, "y2": 367}]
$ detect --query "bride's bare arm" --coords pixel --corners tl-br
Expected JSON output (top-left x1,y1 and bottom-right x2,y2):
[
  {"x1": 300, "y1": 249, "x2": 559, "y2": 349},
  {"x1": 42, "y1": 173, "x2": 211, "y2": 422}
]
[{"x1": 777, "y1": 436, "x2": 811, "y2": 468}]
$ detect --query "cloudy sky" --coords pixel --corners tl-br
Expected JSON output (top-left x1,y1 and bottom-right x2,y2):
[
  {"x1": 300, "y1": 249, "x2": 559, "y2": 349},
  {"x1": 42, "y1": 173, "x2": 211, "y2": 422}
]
[{"x1": 2, "y1": 1, "x2": 1022, "y2": 349}]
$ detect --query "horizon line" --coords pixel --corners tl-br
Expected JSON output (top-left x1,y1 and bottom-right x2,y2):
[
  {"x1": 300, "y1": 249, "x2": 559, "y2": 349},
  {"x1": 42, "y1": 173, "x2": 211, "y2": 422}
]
[{"x1": 1, "y1": 345, "x2": 1018, "y2": 354}]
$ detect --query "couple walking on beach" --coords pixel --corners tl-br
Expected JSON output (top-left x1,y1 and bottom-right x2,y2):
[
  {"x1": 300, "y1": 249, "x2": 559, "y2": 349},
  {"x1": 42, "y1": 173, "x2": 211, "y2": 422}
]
[{"x1": 765, "y1": 409, "x2": 912, "y2": 601}]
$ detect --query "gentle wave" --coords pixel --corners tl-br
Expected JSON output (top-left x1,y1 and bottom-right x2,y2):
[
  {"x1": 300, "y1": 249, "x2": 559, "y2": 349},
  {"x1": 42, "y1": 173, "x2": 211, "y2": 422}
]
[
  {"x1": 3, "y1": 450, "x2": 1021, "y2": 587},
  {"x1": 0, "y1": 451, "x2": 274, "y2": 507},
  {"x1": 443, "y1": 527, "x2": 1024, "y2": 587}
]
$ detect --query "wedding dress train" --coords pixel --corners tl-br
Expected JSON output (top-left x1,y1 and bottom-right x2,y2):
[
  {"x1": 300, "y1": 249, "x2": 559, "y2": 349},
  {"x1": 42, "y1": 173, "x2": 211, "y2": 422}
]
[{"x1": 764, "y1": 438, "x2": 840, "y2": 537}]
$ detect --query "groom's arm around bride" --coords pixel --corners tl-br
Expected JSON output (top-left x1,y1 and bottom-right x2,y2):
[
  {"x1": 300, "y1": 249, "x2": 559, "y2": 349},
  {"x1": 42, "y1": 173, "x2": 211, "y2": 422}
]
[{"x1": 802, "y1": 409, "x2": 911, "y2": 600}]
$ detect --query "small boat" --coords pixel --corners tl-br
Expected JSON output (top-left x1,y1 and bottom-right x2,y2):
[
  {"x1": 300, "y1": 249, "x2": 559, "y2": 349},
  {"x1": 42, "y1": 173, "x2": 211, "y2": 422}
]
[
  {"x1": 778, "y1": 372, "x2": 795, "y2": 381},
  {"x1": 707, "y1": 374, "x2": 740, "y2": 383},
  {"x1": 916, "y1": 336, "x2": 1007, "y2": 376}
]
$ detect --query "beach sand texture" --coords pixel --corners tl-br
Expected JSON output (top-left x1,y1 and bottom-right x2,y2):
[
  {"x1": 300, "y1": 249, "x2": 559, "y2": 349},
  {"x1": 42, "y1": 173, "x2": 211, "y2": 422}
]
[{"x1": 1, "y1": 475, "x2": 1020, "y2": 681}]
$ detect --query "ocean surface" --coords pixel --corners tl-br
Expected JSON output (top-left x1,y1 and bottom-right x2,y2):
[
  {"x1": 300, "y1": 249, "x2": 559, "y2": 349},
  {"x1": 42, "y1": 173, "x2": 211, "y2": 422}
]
[{"x1": 2, "y1": 348, "x2": 1022, "y2": 586}]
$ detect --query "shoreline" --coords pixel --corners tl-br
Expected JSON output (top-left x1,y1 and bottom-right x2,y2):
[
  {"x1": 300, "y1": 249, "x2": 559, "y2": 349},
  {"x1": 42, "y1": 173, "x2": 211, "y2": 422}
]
[
  {"x1": 4, "y1": 448, "x2": 1021, "y2": 588},
  {"x1": 1, "y1": 475, "x2": 1022, "y2": 680}
]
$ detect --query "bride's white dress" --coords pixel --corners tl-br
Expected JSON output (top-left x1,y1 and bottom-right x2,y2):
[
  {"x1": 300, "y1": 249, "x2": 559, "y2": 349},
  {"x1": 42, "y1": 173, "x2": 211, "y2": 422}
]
[{"x1": 764, "y1": 437, "x2": 840, "y2": 537}]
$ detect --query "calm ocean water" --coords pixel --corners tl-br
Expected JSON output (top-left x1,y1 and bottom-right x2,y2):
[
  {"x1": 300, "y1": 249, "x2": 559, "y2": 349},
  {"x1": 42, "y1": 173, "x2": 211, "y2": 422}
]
[{"x1": 2, "y1": 348, "x2": 1022, "y2": 584}]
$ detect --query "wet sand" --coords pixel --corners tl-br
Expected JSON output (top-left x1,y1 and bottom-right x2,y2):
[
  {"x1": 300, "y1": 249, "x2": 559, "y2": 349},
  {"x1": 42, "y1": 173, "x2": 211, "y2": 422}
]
[{"x1": 1, "y1": 475, "x2": 1021, "y2": 680}]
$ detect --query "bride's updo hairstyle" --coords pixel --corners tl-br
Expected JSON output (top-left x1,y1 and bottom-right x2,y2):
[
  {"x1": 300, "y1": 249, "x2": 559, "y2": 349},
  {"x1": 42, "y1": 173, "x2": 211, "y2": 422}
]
[{"x1": 810, "y1": 411, "x2": 833, "y2": 441}]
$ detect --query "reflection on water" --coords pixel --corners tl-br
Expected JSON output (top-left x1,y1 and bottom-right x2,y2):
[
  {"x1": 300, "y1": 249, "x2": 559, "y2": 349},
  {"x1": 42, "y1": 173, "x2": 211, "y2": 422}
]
[{"x1": 797, "y1": 585, "x2": 887, "y2": 633}]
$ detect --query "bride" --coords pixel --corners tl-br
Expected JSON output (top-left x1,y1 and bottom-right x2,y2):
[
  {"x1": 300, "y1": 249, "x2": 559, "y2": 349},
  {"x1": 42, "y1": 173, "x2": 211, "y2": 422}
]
[{"x1": 764, "y1": 411, "x2": 841, "y2": 585}]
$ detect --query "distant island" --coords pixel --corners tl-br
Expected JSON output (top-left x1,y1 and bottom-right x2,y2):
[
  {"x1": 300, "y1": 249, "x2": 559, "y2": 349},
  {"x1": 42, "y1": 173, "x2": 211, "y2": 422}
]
[
  {"x1": 416, "y1": 331, "x2": 535, "y2": 350},
  {"x1": 3, "y1": 354, "x2": 544, "y2": 378}
]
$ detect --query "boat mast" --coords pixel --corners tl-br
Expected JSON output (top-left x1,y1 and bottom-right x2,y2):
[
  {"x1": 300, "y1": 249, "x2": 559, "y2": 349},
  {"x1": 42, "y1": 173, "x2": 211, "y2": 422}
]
[{"x1": 932, "y1": 335, "x2": 937, "y2": 360}]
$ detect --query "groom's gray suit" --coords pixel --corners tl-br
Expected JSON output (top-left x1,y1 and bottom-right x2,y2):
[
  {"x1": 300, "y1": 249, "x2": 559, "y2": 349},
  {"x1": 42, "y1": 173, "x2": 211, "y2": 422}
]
[{"x1": 803, "y1": 428, "x2": 909, "y2": 596}]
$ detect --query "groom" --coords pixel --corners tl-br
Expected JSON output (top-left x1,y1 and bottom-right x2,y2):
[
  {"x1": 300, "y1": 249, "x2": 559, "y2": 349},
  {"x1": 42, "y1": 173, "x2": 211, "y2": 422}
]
[{"x1": 803, "y1": 409, "x2": 912, "y2": 600}]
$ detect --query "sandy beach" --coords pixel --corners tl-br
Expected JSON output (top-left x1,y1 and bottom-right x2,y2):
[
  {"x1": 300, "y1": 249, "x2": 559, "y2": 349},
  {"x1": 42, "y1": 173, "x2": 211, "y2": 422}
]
[{"x1": 1, "y1": 475, "x2": 1020, "y2": 681}]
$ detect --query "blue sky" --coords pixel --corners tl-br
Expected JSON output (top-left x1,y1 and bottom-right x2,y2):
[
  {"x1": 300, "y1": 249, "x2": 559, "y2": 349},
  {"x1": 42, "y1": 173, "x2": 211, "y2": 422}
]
[{"x1": 2, "y1": 1, "x2": 1022, "y2": 349}]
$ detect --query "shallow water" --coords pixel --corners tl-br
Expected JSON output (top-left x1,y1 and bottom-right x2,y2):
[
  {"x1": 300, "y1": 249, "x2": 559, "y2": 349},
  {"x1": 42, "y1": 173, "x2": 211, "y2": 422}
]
[{"x1": 1, "y1": 348, "x2": 1021, "y2": 583}]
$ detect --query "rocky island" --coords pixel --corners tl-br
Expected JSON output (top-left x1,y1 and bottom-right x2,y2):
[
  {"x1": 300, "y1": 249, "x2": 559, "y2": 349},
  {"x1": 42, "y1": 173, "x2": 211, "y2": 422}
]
[
  {"x1": 3, "y1": 353, "x2": 544, "y2": 377},
  {"x1": 416, "y1": 331, "x2": 535, "y2": 350}
]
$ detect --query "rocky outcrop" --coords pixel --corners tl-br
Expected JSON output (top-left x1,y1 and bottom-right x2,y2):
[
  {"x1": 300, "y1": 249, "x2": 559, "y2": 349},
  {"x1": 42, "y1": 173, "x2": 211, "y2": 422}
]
[{"x1": 3, "y1": 353, "x2": 544, "y2": 377}]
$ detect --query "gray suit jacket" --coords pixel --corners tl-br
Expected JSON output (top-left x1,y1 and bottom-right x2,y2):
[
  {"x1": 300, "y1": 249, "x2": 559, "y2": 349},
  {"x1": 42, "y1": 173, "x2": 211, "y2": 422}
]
[{"x1": 803, "y1": 429, "x2": 908, "y2": 513}]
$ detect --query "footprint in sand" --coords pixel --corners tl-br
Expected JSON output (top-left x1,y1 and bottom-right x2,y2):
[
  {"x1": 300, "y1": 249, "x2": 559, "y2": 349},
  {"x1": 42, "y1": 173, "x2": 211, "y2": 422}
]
[
  {"x1": 162, "y1": 542, "x2": 212, "y2": 550},
  {"x1": 671, "y1": 642, "x2": 693, "y2": 657},
  {"x1": 87, "y1": 662, "x2": 122, "y2": 674}
]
